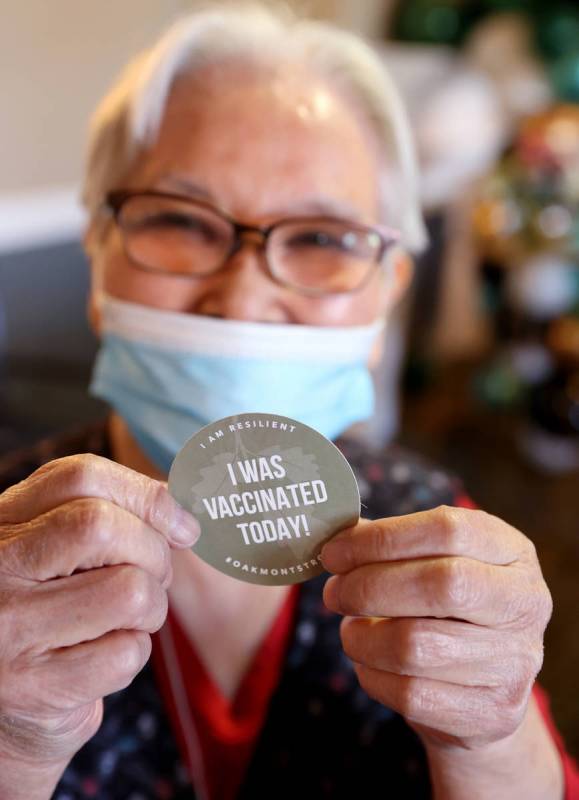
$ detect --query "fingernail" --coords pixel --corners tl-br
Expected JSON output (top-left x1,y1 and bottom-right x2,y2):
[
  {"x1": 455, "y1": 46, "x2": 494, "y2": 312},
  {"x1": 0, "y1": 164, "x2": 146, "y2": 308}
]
[{"x1": 171, "y1": 505, "x2": 201, "y2": 546}]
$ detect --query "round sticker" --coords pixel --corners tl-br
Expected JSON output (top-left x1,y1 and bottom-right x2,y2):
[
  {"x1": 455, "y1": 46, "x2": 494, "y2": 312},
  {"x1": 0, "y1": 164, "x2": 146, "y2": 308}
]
[{"x1": 168, "y1": 412, "x2": 360, "y2": 586}]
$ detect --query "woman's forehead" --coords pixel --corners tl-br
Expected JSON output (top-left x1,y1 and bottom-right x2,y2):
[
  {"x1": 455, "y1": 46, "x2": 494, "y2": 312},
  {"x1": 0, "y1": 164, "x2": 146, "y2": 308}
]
[{"x1": 129, "y1": 66, "x2": 382, "y2": 224}]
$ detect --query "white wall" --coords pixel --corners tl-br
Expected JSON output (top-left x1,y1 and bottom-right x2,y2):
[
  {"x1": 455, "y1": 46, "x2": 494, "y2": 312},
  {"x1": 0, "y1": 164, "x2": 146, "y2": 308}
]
[
  {"x1": 0, "y1": 0, "x2": 391, "y2": 251},
  {"x1": 0, "y1": 1, "x2": 194, "y2": 193}
]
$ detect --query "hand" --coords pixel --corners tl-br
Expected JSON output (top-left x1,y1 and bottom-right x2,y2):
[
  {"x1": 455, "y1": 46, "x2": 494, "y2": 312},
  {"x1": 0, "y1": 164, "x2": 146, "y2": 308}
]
[
  {"x1": 0, "y1": 454, "x2": 199, "y2": 782},
  {"x1": 321, "y1": 505, "x2": 553, "y2": 751}
]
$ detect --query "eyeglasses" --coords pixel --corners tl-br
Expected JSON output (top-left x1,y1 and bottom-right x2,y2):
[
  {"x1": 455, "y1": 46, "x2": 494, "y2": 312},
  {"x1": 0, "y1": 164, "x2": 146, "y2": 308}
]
[{"x1": 104, "y1": 190, "x2": 400, "y2": 296}]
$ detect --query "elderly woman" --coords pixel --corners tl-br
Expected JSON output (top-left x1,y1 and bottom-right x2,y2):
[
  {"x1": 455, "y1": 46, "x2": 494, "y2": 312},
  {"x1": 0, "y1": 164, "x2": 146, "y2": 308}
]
[{"x1": 0, "y1": 4, "x2": 577, "y2": 800}]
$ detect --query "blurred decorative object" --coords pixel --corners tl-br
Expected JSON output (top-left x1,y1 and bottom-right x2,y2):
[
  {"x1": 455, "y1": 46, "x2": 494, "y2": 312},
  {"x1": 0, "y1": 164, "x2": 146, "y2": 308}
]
[
  {"x1": 417, "y1": 70, "x2": 506, "y2": 208},
  {"x1": 379, "y1": 44, "x2": 507, "y2": 209},
  {"x1": 474, "y1": 105, "x2": 579, "y2": 262},
  {"x1": 464, "y1": 13, "x2": 552, "y2": 118},
  {"x1": 474, "y1": 354, "x2": 525, "y2": 408},
  {"x1": 518, "y1": 420, "x2": 579, "y2": 473},
  {"x1": 518, "y1": 104, "x2": 579, "y2": 177},
  {"x1": 472, "y1": 103, "x2": 579, "y2": 473},
  {"x1": 505, "y1": 255, "x2": 579, "y2": 321},
  {"x1": 509, "y1": 342, "x2": 555, "y2": 385},
  {"x1": 389, "y1": 2, "x2": 579, "y2": 475},
  {"x1": 392, "y1": 0, "x2": 472, "y2": 46}
]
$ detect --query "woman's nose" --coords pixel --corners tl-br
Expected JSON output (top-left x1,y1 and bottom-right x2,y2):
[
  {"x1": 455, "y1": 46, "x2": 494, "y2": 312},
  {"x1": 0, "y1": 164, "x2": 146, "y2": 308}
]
[{"x1": 195, "y1": 239, "x2": 289, "y2": 323}]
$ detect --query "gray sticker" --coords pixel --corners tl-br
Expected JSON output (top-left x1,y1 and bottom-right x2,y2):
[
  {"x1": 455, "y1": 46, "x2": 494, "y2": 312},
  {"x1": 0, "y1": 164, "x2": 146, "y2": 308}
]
[{"x1": 168, "y1": 413, "x2": 360, "y2": 586}]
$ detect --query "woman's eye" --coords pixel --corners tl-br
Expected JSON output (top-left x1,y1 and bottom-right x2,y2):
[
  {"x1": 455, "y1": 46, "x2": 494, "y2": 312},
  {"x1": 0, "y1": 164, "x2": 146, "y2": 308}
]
[
  {"x1": 142, "y1": 212, "x2": 206, "y2": 231},
  {"x1": 289, "y1": 231, "x2": 346, "y2": 250},
  {"x1": 129, "y1": 211, "x2": 222, "y2": 243}
]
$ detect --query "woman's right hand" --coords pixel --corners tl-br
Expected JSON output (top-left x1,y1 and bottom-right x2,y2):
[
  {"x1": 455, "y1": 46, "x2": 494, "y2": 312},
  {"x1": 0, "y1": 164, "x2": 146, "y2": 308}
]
[{"x1": 0, "y1": 453, "x2": 200, "y2": 798}]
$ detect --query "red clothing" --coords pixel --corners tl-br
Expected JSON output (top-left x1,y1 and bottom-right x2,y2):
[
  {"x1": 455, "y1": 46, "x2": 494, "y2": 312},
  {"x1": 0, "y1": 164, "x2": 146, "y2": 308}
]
[
  {"x1": 152, "y1": 594, "x2": 579, "y2": 800},
  {"x1": 151, "y1": 587, "x2": 300, "y2": 800},
  {"x1": 534, "y1": 683, "x2": 579, "y2": 799}
]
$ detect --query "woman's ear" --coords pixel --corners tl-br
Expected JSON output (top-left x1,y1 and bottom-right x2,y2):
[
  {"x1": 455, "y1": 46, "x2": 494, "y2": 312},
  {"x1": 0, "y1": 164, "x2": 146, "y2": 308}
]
[
  {"x1": 383, "y1": 248, "x2": 414, "y2": 313},
  {"x1": 82, "y1": 220, "x2": 99, "y2": 261},
  {"x1": 87, "y1": 292, "x2": 102, "y2": 337},
  {"x1": 368, "y1": 250, "x2": 414, "y2": 368}
]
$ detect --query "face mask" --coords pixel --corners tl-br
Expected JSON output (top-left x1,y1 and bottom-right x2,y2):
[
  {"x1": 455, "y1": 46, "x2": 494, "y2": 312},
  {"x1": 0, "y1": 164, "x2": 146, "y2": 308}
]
[{"x1": 90, "y1": 294, "x2": 384, "y2": 473}]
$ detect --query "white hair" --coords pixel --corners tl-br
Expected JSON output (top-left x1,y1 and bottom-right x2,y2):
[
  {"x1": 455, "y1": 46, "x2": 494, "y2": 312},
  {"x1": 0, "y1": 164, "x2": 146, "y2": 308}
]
[{"x1": 82, "y1": 1, "x2": 427, "y2": 252}]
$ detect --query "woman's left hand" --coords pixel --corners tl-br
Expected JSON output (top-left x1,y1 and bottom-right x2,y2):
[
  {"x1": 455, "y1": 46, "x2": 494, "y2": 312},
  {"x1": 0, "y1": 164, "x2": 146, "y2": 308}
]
[{"x1": 321, "y1": 505, "x2": 553, "y2": 750}]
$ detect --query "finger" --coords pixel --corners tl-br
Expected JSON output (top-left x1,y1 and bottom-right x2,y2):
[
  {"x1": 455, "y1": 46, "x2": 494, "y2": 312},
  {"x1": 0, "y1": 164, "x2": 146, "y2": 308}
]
[
  {"x1": 2, "y1": 499, "x2": 173, "y2": 587},
  {"x1": 323, "y1": 557, "x2": 539, "y2": 628},
  {"x1": 10, "y1": 630, "x2": 153, "y2": 714},
  {"x1": 321, "y1": 506, "x2": 532, "y2": 575},
  {"x1": 352, "y1": 664, "x2": 529, "y2": 744},
  {"x1": 13, "y1": 565, "x2": 167, "y2": 654},
  {"x1": 0, "y1": 454, "x2": 199, "y2": 547},
  {"x1": 340, "y1": 617, "x2": 540, "y2": 688}
]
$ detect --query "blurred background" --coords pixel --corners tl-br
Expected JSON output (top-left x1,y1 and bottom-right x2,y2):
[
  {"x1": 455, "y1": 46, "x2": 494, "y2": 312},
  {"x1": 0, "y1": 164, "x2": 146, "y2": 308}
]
[{"x1": 1, "y1": 0, "x2": 578, "y2": 757}]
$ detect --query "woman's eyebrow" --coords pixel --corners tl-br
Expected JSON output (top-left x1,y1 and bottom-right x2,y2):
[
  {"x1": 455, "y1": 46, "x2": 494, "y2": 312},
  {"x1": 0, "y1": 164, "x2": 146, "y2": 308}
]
[
  {"x1": 275, "y1": 196, "x2": 364, "y2": 221},
  {"x1": 155, "y1": 176, "x2": 365, "y2": 222},
  {"x1": 156, "y1": 175, "x2": 215, "y2": 201}
]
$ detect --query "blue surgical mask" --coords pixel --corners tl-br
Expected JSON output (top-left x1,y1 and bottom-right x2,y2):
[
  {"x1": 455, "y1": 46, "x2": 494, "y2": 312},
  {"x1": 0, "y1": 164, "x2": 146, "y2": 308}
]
[{"x1": 90, "y1": 294, "x2": 383, "y2": 474}]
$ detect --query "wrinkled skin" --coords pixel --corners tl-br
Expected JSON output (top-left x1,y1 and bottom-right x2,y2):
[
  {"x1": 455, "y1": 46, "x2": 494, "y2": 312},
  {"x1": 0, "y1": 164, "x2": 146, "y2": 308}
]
[
  {"x1": 321, "y1": 506, "x2": 553, "y2": 750},
  {"x1": 0, "y1": 455, "x2": 198, "y2": 773}
]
